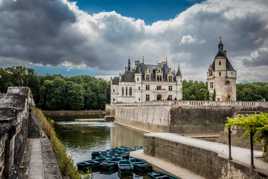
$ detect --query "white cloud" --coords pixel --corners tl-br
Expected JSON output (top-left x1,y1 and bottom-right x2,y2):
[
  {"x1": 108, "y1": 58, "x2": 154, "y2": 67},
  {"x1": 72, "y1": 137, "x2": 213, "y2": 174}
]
[{"x1": 0, "y1": 0, "x2": 268, "y2": 81}]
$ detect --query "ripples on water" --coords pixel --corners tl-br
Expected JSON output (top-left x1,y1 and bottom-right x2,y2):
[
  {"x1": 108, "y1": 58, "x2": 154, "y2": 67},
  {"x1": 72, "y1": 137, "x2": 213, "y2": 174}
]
[{"x1": 55, "y1": 120, "x2": 145, "y2": 179}]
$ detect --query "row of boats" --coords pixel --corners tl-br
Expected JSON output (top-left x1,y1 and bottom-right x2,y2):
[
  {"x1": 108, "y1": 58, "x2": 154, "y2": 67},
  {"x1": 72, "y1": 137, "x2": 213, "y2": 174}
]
[{"x1": 76, "y1": 146, "x2": 177, "y2": 179}]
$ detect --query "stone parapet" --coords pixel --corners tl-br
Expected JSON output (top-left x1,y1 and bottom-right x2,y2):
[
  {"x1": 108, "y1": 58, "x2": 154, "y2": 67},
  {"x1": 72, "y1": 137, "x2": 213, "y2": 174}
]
[
  {"x1": 0, "y1": 87, "x2": 34, "y2": 179},
  {"x1": 144, "y1": 133, "x2": 268, "y2": 179}
]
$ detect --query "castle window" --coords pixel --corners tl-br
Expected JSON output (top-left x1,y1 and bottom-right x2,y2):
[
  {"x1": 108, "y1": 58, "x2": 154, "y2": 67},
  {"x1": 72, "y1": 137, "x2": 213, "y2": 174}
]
[
  {"x1": 146, "y1": 85, "x2": 150, "y2": 90},
  {"x1": 156, "y1": 86, "x2": 161, "y2": 90},
  {"x1": 219, "y1": 61, "x2": 221, "y2": 66},
  {"x1": 157, "y1": 94, "x2": 162, "y2": 101},
  {"x1": 168, "y1": 86, "x2": 172, "y2": 91},
  {"x1": 219, "y1": 72, "x2": 221, "y2": 76},
  {"x1": 225, "y1": 80, "x2": 230, "y2": 85},
  {"x1": 210, "y1": 82, "x2": 213, "y2": 89},
  {"x1": 136, "y1": 77, "x2": 139, "y2": 82},
  {"x1": 168, "y1": 76, "x2": 173, "y2": 82},
  {"x1": 113, "y1": 89, "x2": 115, "y2": 93},
  {"x1": 122, "y1": 87, "x2": 124, "y2": 96},
  {"x1": 126, "y1": 87, "x2": 128, "y2": 96},
  {"x1": 113, "y1": 98, "x2": 115, "y2": 102},
  {"x1": 129, "y1": 87, "x2": 132, "y2": 96},
  {"x1": 209, "y1": 70, "x2": 212, "y2": 76},
  {"x1": 138, "y1": 86, "x2": 141, "y2": 90},
  {"x1": 146, "y1": 75, "x2": 150, "y2": 81},
  {"x1": 167, "y1": 95, "x2": 172, "y2": 101},
  {"x1": 146, "y1": 94, "x2": 150, "y2": 101}
]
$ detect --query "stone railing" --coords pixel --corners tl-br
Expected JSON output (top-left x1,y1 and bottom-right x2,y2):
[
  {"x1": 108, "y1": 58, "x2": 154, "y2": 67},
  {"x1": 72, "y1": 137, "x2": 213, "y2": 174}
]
[
  {"x1": 0, "y1": 87, "x2": 34, "y2": 178},
  {"x1": 173, "y1": 100, "x2": 268, "y2": 108},
  {"x1": 111, "y1": 100, "x2": 268, "y2": 109}
]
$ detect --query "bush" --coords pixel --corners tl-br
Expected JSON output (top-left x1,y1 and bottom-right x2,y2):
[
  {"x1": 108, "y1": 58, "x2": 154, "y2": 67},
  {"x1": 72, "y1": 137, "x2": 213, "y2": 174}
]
[{"x1": 32, "y1": 107, "x2": 81, "y2": 179}]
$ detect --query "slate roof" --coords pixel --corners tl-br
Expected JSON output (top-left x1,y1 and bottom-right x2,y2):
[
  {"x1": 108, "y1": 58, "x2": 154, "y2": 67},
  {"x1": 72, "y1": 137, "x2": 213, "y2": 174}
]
[
  {"x1": 113, "y1": 60, "x2": 181, "y2": 83},
  {"x1": 211, "y1": 39, "x2": 235, "y2": 72}
]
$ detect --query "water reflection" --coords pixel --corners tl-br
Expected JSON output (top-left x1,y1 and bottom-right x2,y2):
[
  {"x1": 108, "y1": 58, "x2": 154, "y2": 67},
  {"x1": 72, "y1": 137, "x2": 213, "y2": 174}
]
[{"x1": 55, "y1": 120, "x2": 146, "y2": 179}]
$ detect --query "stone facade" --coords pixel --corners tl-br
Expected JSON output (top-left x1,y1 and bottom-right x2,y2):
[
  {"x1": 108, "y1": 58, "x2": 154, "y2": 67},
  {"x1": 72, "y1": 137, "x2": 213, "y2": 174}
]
[
  {"x1": 207, "y1": 38, "x2": 237, "y2": 102},
  {"x1": 111, "y1": 59, "x2": 182, "y2": 104}
]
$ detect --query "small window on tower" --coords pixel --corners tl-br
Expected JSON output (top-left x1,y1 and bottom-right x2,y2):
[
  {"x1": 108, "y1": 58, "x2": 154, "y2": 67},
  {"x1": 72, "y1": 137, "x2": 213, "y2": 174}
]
[
  {"x1": 219, "y1": 72, "x2": 221, "y2": 76},
  {"x1": 210, "y1": 82, "x2": 213, "y2": 89},
  {"x1": 219, "y1": 61, "x2": 221, "y2": 66}
]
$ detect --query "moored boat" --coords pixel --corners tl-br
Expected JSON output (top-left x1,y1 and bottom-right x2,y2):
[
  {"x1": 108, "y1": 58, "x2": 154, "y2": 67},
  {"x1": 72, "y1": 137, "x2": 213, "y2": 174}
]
[
  {"x1": 118, "y1": 159, "x2": 134, "y2": 176},
  {"x1": 148, "y1": 171, "x2": 177, "y2": 179}
]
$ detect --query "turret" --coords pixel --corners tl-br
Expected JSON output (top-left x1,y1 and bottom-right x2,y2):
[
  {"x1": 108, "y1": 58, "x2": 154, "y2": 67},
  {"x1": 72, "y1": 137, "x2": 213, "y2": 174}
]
[{"x1": 207, "y1": 37, "x2": 236, "y2": 102}]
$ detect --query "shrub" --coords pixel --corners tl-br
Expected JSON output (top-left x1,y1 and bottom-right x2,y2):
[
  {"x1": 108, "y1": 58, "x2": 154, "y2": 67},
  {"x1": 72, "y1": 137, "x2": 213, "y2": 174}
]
[{"x1": 32, "y1": 107, "x2": 81, "y2": 179}]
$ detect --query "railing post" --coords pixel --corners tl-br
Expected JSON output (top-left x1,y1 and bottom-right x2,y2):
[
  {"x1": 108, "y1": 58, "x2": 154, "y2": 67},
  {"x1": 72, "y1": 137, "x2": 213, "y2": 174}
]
[
  {"x1": 250, "y1": 128, "x2": 255, "y2": 170},
  {"x1": 228, "y1": 127, "x2": 232, "y2": 160}
]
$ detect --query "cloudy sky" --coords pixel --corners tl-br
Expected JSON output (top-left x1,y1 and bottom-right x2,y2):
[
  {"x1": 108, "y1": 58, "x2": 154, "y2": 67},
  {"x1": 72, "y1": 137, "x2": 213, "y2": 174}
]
[{"x1": 0, "y1": 0, "x2": 268, "y2": 81}]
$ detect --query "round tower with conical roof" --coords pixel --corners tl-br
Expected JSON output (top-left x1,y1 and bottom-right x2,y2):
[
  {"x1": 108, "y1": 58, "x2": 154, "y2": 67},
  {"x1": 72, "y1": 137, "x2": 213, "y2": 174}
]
[{"x1": 207, "y1": 38, "x2": 237, "y2": 102}]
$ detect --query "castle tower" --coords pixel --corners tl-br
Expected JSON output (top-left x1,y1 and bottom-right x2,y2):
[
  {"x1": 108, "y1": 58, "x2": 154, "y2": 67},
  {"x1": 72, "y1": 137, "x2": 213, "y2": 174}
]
[{"x1": 207, "y1": 38, "x2": 237, "y2": 102}]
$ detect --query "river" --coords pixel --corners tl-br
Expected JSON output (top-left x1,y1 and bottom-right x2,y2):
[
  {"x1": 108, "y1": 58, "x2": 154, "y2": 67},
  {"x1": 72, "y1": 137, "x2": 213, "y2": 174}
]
[{"x1": 55, "y1": 120, "x2": 146, "y2": 179}]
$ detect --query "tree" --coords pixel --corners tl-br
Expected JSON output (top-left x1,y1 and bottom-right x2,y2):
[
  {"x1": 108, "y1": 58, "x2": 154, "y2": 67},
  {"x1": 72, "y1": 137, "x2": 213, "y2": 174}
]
[
  {"x1": 226, "y1": 113, "x2": 268, "y2": 161},
  {"x1": 64, "y1": 81, "x2": 84, "y2": 110}
]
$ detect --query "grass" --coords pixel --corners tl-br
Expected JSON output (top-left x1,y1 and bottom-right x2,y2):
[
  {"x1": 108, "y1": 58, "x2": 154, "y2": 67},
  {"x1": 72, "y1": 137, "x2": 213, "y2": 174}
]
[{"x1": 32, "y1": 107, "x2": 81, "y2": 179}]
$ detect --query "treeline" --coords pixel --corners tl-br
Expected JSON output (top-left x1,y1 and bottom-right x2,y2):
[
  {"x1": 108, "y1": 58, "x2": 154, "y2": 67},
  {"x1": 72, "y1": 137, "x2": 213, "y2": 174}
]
[
  {"x1": 0, "y1": 67, "x2": 267, "y2": 110},
  {"x1": 182, "y1": 80, "x2": 268, "y2": 101},
  {"x1": 0, "y1": 66, "x2": 110, "y2": 110}
]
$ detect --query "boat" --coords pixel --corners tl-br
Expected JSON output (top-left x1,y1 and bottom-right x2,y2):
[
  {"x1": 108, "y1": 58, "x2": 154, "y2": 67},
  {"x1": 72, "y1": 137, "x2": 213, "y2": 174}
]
[
  {"x1": 91, "y1": 151, "x2": 101, "y2": 159},
  {"x1": 77, "y1": 160, "x2": 100, "y2": 171},
  {"x1": 99, "y1": 160, "x2": 118, "y2": 171},
  {"x1": 148, "y1": 171, "x2": 177, "y2": 179},
  {"x1": 130, "y1": 158, "x2": 152, "y2": 173},
  {"x1": 93, "y1": 156, "x2": 106, "y2": 163},
  {"x1": 117, "y1": 159, "x2": 134, "y2": 176}
]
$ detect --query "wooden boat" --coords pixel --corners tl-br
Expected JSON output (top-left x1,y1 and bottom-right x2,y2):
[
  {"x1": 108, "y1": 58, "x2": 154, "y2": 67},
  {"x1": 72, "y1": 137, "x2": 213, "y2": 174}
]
[
  {"x1": 130, "y1": 158, "x2": 152, "y2": 173},
  {"x1": 148, "y1": 171, "x2": 177, "y2": 179},
  {"x1": 77, "y1": 160, "x2": 100, "y2": 171},
  {"x1": 117, "y1": 159, "x2": 134, "y2": 176},
  {"x1": 99, "y1": 160, "x2": 118, "y2": 171}
]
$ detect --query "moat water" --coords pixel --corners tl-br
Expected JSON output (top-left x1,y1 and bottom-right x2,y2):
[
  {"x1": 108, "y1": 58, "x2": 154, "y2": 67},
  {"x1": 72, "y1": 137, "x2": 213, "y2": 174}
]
[{"x1": 55, "y1": 120, "x2": 146, "y2": 179}]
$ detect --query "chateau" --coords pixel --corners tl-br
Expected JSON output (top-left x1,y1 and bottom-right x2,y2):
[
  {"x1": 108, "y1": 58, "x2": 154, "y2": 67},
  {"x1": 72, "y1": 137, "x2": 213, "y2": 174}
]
[
  {"x1": 110, "y1": 59, "x2": 183, "y2": 103},
  {"x1": 111, "y1": 38, "x2": 237, "y2": 104},
  {"x1": 207, "y1": 38, "x2": 237, "y2": 101}
]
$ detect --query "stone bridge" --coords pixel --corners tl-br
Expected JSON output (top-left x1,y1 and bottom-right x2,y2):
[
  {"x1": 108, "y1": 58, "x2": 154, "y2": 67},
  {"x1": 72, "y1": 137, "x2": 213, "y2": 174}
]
[{"x1": 0, "y1": 87, "x2": 61, "y2": 179}]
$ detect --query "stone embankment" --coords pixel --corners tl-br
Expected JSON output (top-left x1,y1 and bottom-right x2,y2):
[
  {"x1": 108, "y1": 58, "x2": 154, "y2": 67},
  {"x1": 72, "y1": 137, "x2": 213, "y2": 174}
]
[
  {"x1": 0, "y1": 87, "x2": 62, "y2": 179},
  {"x1": 107, "y1": 100, "x2": 268, "y2": 135},
  {"x1": 43, "y1": 110, "x2": 105, "y2": 120},
  {"x1": 137, "y1": 132, "x2": 268, "y2": 179}
]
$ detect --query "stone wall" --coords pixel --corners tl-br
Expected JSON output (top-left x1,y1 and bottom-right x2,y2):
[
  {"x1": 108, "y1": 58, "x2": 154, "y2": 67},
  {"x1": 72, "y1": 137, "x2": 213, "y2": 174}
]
[
  {"x1": 109, "y1": 101, "x2": 268, "y2": 134},
  {"x1": 113, "y1": 103, "x2": 172, "y2": 132},
  {"x1": 0, "y1": 87, "x2": 34, "y2": 179},
  {"x1": 170, "y1": 106, "x2": 235, "y2": 134},
  {"x1": 144, "y1": 133, "x2": 268, "y2": 179}
]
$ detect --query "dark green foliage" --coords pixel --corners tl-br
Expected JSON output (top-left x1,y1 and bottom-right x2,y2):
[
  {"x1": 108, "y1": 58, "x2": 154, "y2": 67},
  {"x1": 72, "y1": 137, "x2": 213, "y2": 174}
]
[
  {"x1": 182, "y1": 80, "x2": 209, "y2": 100},
  {"x1": 237, "y1": 82, "x2": 268, "y2": 101},
  {"x1": 0, "y1": 66, "x2": 110, "y2": 110}
]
